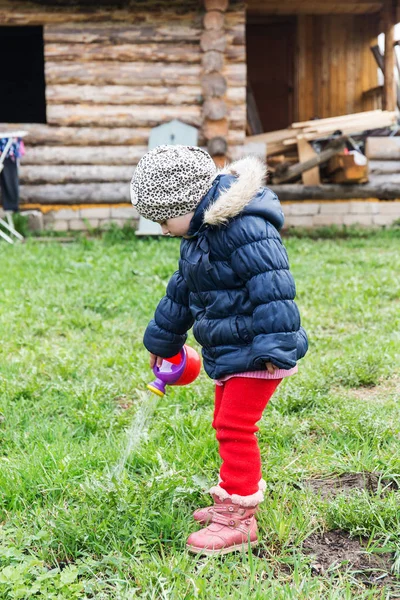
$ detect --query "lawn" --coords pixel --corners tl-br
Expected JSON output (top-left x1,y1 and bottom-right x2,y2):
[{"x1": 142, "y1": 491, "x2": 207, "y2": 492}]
[{"x1": 0, "y1": 228, "x2": 399, "y2": 599}]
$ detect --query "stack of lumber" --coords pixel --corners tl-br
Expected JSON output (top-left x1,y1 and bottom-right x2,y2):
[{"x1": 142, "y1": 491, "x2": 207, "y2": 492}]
[
  {"x1": 246, "y1": 110, "x2": 397, "y2": 185},
  {"x1": 247, "y1": 110, "x2": 397, "y2": 158},
  {"x1": 366, "y1": 137, "x2": 400, "y2": 185}
]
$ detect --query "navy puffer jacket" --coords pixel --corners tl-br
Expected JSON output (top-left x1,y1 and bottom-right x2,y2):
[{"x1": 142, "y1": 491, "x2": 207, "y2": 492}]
[{"x1": 144, "y1": 156, "x2": 308, "y2": 380}]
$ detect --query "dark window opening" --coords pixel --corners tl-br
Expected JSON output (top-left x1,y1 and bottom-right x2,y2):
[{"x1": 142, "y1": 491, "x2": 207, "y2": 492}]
[{"x1": 0, "y1": 26, "x2": 46, "y2": 123}]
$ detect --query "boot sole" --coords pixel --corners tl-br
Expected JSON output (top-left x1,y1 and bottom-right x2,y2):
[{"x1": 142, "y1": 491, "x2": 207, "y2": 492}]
[{"x1": 186, "y1": 539, "x2": 258, "y2": 556}]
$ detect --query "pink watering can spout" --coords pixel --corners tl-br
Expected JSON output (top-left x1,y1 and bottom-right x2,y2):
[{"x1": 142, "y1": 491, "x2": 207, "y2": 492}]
[{"x1": 147, "y1": 345, "x2": 201, "y2": 397}]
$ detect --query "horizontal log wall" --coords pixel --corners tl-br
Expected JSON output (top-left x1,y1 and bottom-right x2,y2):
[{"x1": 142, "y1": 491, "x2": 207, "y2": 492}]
[{"x1": 0, "y1": 1, "x2": 247, "y2": 206}]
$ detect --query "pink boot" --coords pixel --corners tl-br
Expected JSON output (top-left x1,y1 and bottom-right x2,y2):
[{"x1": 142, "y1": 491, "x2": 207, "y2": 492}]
[
  {"x1": 187, "y1": 492, "x2": 261, "y2": 556},
  {"x1": 192, "y1": 479, "x2": 266, "y2": 525}
]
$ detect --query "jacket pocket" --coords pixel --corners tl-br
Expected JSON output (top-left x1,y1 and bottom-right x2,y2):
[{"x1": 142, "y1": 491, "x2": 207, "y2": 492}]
[{"x1": 232, "y1": 315, "x2": 252, "y2": 344}]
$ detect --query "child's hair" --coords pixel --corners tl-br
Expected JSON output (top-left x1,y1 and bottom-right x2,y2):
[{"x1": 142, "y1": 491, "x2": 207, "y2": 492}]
[{"x1": 130, "y1": 145, "x2": 216, "y2": 222}]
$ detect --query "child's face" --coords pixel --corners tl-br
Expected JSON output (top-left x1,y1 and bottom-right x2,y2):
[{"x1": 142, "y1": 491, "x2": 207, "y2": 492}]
[{"x1": 157, "y1": 212, "x2": 194, "y2": 237}]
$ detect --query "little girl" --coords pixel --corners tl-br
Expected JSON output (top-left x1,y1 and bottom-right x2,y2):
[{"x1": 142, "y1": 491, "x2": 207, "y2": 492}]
[{"x1": 131, "y1": 145, "x2": 308, "y2": 556}]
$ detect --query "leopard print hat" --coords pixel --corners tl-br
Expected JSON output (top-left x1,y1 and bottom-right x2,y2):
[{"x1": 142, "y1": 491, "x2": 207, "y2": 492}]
[{"x1": 130, "y1": 145, "x2": 217, "y2": 222}]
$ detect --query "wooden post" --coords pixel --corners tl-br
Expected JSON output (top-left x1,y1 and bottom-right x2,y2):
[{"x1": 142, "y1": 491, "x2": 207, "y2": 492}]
[
  {"x1": 201, "y1": 0, "x2": 229, "y2": 163},
  {"x1": 383, "y1": 0, "x2": 396, "y2": 111}
]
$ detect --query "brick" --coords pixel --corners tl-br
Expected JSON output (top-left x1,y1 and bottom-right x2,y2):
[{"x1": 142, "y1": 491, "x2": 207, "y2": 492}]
[
  {"x1": 377, "y1": 202, "x2": 400, "y2": 215},
  {"x1": 52, "y1": 220, "x2": 69, "y2": 232},
  {"x1": 319, "y1": 202, "x2": 349, "y2": 214},
  {"x1": 283, "y1": 215, "x2": 313, "y2": 227},
  {"x1": 53, "y1": 208, "x2": 79, "y2": 220},
  {"x1": 107, "y1": 218, "x2": 126, "y2": 227},
  {"x1": 110, "y1": 206, "x2": 139, "y2": 219},
  {"x1": 349, "y1": 201, "x2": 379, "y2": 214},
  {"x1": 281, "y1": 203, "x2": 292, "y2": 216},
  {"x1": 80, "y1": 207, "x2": 111, "y2": 219},
  {"x1": 289, "y1": 202, "x2": 320, "y2": 216},
  {"x1": 313, "y1": 214, "x2": 344, "y2": 226},
  {"x1": 343, "y1": 214, "x2": 373, "y2": 226},
  {"x1": 373, "y1": 214, "x2": 398, "y2": 225},
  {"x1": 21, "y1": 210, "x2": 44, "y2": 231},
  {"x1": 81, "y1": 218, "x2": 99, "y2": 228},
  {"x1": 69, "y1": 218, "x2": 86, "y2": 231}
]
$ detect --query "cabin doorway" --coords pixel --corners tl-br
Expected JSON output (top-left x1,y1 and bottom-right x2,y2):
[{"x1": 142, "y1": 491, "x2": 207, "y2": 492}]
[
  {"x1": 0, "y1": 26, "x2": 46, "y2": 123},
  {"x1": 246, "y1": 17, "x2": 296, "y2": 133}
]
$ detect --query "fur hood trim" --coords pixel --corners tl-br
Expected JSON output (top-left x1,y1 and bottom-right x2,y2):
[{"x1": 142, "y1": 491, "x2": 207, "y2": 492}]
[{"x1": 203, "y1": 156, "x2": 267, "y2": 226}]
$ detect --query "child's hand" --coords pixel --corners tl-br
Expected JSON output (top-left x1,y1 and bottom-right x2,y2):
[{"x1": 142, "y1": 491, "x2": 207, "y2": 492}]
[
  {"x1": 265, "y1": 362, "x2": 278, "y2": 374},
  {"x1": 149, "y1": 353, "x2": 163, "y2": 369}
]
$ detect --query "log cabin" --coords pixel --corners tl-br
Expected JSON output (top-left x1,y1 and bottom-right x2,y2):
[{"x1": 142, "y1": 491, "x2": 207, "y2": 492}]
[{"x1": 0, "y1": 0, "x2": 399, "y2": 230}]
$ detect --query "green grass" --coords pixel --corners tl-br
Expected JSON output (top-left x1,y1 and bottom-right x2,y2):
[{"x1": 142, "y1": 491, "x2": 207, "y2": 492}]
[{"x1": 0, "y1": 229, "x2": 399, "y2": 599}]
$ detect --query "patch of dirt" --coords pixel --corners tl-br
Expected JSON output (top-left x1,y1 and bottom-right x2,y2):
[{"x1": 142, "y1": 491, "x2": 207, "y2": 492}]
[
  {"x1": 113, "y1": 395, "x2": 134, "y2": 411},
  {"x1": 303, "y1": 530, "x2": 398, "y2": 589},
  {"x1": 303, "y1": 472, "x2": 398, "y2": 500},
  {"x1": 346, "y1": 375, "x2": 400, "y2": 402}
]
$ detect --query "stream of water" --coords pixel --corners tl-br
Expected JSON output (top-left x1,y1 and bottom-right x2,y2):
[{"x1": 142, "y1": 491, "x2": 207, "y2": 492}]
[{"x1": 111, "y1": 389, "x2": 158, "y2": 480}]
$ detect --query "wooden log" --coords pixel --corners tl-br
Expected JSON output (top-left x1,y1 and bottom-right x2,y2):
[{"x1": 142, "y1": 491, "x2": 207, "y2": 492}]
[
  {"x1": 203, "y1": 119, "x2": 229, "y2": 140},
  {"x1": 201, "y1": 73, "x2": 227, "y2": 97},
  {"x1": 204, "y1": 0, "x2": 229, "y2": 11},
  {"x1": 203, "y1": 98, "x2": 228, "y2": 120},
  {"x1": 204, "y1": 11, "x2": 225, "y2": 30},
  {"x1": 46, "y1": 105, "x2": 202, "y2": 127},
  {"x1": 0, "y1": 123, "x2": 150, "y2": 146},
  {"x1": 202, "y1": 50, "x2": 224, "y2": 73},
  {"x1": 365, "y1": 137, "x2": 400, "y2": 160},
  {"x1": 369, "y1": 159, "x2": 400, "y2": 174},
  {"x1": 226, "y1": 45, "x2": 246, "y2": 63},
  {"x1": 0, "y1": 122, "x2": 244, "y2": 147},
  {"x1": 44, "y1": 23, "x2": 202, "y2": 44},
  {"x1": 383, "y1": 0, "x2": 396, "y2": 111},
  {"x1": 45, "y1": 62, "x2": 202, "y2": 86},
  {"x1": 0, "y1": 6, "x2": 202, "y2": 25},
  {"x1": 44, "y1": 43, "x2": 201, "y2": 63},
  {"x1": 46, "y1": 84, "x2": 203, "y2": 106},
  {"x1": 19, "y1": 165, "x2": 133, "y2": 184},
  {"x1": 20, "y1": 183, "x2": 130, "y2": 204},
  {"x1": 202, "y1": 50, "x2": 224, "y2": 74},
  {"x1": 274, "y1": 138, "x2": 347, "y2": 184},
  {"x1": 207, "y1": 136, "x2": 228, "y2": 156},
  {"x1": 21, "y1": 146, "x2": 148, "y2": 166},
  {"x1": 270, "y1": 184, "x2": 400, "y2": 201},
  {"x1": 200, "y1": 31, "x2": 226, "y2": 52}
]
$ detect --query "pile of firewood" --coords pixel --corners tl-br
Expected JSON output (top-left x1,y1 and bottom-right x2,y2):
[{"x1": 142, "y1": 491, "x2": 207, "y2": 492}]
[{"x1": 246, "y1": 109, "x2": 397, "y2": 185}]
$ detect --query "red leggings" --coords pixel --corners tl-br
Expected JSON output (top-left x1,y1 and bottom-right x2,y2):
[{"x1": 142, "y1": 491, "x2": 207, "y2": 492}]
[{"x1": 213, "y1": 377, "x2": 282, "y2": 497}]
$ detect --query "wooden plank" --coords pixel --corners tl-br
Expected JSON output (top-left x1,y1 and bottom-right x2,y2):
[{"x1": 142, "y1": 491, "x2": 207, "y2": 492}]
[
  {"x1": 274, "y1": 137, "x2": 347, "y2": 183},
  {"x1": 383, "y1": 0, "x2": 396, "y2": 111},
  {"x1": 297, "y1": 136, "x2": 321, "y2": 184},
  {"x1": 19, "y1": 165, "x2": 132, "y2": 184},
  {"x1": 292, "y1": 109, "x2": 384, "y2": 129},
  {"x1": 365, "y1": 136, "x2": 400, "y2": 159},
  {"x1": 21, "y1": 146, "x2": 147, "y2": 166}
]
